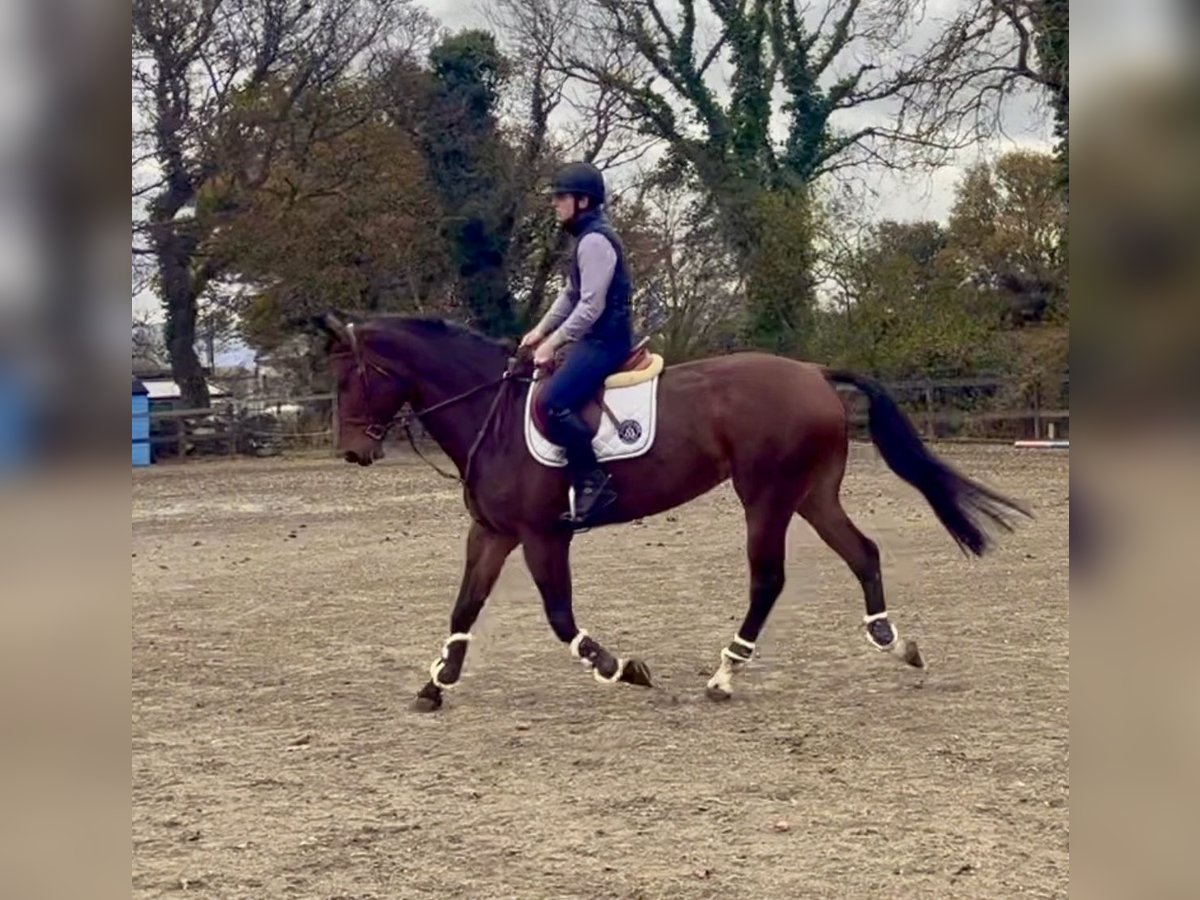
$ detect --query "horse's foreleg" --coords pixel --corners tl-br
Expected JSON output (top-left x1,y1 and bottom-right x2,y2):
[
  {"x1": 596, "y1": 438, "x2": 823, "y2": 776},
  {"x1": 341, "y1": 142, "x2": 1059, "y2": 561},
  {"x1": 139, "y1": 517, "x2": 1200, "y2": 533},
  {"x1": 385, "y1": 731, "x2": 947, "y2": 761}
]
[
  {"x1": 413, "y1": 522, "x2": 519, "y2": 712},
  {"x1": 521, "y1": 532, "x2": 653, "y2": 689},
  {"x1": 707, "y1": 499, "x2": 792, "y2": 701},
  {"x1": 798, "y1": 491, "x2": 924, "y2": 669}
]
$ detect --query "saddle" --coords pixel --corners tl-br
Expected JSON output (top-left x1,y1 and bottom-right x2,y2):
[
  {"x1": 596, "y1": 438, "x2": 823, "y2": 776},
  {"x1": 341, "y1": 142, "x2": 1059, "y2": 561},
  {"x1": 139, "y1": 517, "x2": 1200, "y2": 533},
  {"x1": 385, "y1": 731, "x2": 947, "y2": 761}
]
[
  {"x1": 603, "y1": 337, "x2": 658, "y2": 386},
  {"x1": 531, "y1": 337, "x2": 664, "y2": 437}
]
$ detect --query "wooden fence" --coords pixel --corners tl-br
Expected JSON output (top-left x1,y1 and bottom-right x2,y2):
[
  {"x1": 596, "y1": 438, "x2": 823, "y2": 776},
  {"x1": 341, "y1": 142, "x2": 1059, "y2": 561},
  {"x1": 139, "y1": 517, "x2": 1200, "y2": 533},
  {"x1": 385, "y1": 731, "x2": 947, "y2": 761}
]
[
  {"x1": 146, "y1": 393, "x2": 337, "y2": 460},
  {"x1": 145, "y1": 375, "x2": 1068, "y2": 461},
  {"x1": 836, "y1": 376, "x2": 1070, "y2": 442}
]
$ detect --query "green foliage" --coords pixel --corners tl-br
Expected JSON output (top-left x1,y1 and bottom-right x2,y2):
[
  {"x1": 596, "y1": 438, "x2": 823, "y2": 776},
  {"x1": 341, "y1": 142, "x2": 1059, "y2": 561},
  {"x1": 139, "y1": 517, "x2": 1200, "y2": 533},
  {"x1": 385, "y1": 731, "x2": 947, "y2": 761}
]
[
  {"x1": 203, "y1": 29, "x2": 549, "y2": 352},
  {"x1": 144, "y1": 1, "x2": 1069, "y2": 391},
  {"x1": 419, "y1": 30, "x2": 520, "y2": 338},
  {"x1": 1032, "y1": 0, "x2": 1069, "y2": 200},
  {"x1": 597, "y1": 0, "x2": 911, "y2": 352},
  {"x1": 949, "y1": 152, "x2": 1067, "y2": 324},
  {"x1": 209, "y1": 78, "x2": 454, "y2": 350},
  {"x1": 429, "y1": 30, "x2": 509, "y2": 113},
  {"x1": 741, "y1": 188, "x2": 816, "y2": 355},
  {"x1": 813, "y1": 149, "x2": 1068, "y2": 383},
  {"x1": 212, "y1": 29, "x2": 530, "y2": 346},
  {"x1": 1031, "y1": 0, "x2": 1069, "y2": 273},
  {"x1": 811, "y1": 220, "x2": 1000, "y2": 379}
]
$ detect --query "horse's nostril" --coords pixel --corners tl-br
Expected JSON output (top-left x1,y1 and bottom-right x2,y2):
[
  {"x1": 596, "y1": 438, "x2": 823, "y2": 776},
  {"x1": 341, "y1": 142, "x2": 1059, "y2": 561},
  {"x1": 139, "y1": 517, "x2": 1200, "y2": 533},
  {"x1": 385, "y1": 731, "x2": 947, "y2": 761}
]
[{"x1": 344, "y1": 451, "x2": 358, "y2": 464}]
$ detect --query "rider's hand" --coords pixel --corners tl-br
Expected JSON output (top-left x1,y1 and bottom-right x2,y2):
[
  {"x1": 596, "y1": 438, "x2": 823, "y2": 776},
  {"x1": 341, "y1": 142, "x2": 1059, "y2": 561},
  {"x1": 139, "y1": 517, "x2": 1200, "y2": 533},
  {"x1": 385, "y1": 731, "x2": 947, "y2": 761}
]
[
  {"x1": 532, "y1": 339, "x2": 556, "y2": 367},
  {"x1": 519, "y1": 328, "x2": 544, "y2": 350}
]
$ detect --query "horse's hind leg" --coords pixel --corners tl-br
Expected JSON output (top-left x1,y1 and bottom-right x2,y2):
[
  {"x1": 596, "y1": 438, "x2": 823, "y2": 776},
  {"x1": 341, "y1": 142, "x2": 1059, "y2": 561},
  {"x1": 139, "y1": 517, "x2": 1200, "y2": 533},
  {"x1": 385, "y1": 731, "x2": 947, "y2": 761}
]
[
  {"x1": 798, "y1": 487, "x2": 925, "y2": 669},
  {"x1": 705, "y1": 496, "x2": 795, "y2": 701},
  {"x1": 414, "y1": 522, "x2": 519, "y2": 712}
]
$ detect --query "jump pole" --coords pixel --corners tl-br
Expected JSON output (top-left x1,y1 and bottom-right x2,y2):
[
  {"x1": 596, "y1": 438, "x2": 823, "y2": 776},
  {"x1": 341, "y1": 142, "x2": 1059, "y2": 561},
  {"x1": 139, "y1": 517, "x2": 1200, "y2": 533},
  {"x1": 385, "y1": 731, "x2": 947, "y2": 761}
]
[{"x1": 1013, "y1": 439, "x2": 1069, "y2": 449}]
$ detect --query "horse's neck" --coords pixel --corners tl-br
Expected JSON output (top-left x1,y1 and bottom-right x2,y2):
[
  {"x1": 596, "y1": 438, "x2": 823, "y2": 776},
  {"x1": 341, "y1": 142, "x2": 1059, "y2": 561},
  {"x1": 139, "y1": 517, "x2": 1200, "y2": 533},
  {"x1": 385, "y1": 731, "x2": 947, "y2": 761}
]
[{"x1": 403, "y1": 341, "x2": 507, "y2": 474}]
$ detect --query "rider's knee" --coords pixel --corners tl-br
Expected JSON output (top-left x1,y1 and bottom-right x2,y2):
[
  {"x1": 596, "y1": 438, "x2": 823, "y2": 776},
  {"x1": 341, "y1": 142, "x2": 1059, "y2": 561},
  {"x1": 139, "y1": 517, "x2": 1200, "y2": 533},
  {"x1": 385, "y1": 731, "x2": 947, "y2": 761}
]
[
  {"x1": 540, "y1": 394, "x2": 571, "y2": 421},
  {"x1": 533, "y1": 389, "x2": 555, "y2": 420}
]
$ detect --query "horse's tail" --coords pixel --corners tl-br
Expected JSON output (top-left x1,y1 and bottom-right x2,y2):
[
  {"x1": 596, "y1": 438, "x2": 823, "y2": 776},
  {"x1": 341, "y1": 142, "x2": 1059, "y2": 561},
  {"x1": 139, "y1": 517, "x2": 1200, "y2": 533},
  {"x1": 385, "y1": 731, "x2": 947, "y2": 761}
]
[{"x1": 823, "y1": 369, "x2": 1032, "y2": 557}]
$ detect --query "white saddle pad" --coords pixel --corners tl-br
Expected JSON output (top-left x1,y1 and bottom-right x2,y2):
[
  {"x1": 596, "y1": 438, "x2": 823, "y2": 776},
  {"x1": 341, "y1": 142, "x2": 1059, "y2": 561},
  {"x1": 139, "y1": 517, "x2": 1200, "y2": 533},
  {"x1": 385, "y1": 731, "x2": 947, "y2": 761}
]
[{"x1": 524, "y1": 374, "x2": 660, "y2": 468}]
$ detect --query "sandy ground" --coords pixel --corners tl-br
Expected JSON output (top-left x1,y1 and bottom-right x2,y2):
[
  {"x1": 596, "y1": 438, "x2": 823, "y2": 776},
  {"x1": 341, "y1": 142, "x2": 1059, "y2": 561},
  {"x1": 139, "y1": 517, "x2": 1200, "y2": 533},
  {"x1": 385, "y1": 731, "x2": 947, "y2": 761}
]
[{"x1": 132, "y1": 442, "x2": 1068, "y2": 899}]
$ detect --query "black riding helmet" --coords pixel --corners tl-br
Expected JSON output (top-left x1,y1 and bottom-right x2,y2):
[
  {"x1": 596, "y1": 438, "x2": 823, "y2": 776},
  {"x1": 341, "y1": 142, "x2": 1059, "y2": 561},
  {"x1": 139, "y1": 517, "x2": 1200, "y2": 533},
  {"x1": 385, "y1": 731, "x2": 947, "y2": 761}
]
[{"x1": 550, "y1": 161, "x2": 606, "y2": 207}]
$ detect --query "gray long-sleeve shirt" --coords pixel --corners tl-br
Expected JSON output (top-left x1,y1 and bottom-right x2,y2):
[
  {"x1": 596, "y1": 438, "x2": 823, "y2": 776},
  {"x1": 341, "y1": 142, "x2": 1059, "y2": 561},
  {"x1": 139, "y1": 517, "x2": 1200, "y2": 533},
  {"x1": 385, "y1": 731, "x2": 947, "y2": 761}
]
[{"x1": 537, "y1": 232, "x2": 618, "y2": 349}]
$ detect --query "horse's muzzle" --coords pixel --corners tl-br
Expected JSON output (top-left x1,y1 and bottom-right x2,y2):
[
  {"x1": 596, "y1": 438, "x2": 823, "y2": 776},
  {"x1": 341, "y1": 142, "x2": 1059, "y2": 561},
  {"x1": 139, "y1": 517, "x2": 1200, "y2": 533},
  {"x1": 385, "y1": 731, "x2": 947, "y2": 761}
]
[{"x1": 344, "y1": 448, "x2": 382, "y2": 466}]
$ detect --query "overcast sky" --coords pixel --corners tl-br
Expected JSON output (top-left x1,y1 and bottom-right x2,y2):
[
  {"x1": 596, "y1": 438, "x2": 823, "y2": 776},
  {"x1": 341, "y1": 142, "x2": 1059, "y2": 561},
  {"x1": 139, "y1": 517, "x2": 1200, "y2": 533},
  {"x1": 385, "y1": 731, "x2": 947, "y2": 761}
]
[
  {"x1": 430, "y1": 0, "x2": 1055, "y2": 216},
  {"x1": 132, "y1": 0, "x2": 1076, "y2": 334}
]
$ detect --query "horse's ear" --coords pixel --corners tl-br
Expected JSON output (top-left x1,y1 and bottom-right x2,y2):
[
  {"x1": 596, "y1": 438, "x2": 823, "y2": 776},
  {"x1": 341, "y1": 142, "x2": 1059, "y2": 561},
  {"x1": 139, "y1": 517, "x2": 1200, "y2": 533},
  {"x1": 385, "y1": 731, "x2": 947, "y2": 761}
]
[{"x1": 312, "y1": 311, "x2": 352, "y2": 346}]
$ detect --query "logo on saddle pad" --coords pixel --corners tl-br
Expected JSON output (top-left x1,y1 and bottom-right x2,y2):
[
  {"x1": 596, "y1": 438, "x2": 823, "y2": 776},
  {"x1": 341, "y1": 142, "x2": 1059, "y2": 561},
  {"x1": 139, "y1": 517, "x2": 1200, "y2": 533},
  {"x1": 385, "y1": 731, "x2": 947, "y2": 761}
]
[{"x1": 525, "y1": 354, "x2": 663, "y2": 468}]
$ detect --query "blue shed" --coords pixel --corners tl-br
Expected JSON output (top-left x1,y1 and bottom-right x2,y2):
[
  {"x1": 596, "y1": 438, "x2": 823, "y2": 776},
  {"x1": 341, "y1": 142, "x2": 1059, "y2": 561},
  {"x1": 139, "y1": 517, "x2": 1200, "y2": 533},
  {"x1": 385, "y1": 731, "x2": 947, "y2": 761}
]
[
  {"x1": 132, "y1": 377, "x2": 151, "y2": 466},
  {"x1": 0, "y1": 365, "x2": 33, "y2": 474}
]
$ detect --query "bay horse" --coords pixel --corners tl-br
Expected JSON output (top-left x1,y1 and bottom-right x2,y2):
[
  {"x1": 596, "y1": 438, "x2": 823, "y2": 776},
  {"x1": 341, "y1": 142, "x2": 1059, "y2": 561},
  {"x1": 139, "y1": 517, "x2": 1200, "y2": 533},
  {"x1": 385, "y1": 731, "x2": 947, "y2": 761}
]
[{"x1": 310, "y1": 311, "x2": 1029, "y2": 711}]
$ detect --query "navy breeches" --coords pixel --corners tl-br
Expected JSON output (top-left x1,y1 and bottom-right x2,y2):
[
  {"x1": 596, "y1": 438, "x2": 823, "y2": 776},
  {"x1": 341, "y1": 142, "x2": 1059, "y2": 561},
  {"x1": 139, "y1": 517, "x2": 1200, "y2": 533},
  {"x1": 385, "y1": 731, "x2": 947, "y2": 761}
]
[{"x1": 536, "y1": 338, "x2": 630, "y2": 467}]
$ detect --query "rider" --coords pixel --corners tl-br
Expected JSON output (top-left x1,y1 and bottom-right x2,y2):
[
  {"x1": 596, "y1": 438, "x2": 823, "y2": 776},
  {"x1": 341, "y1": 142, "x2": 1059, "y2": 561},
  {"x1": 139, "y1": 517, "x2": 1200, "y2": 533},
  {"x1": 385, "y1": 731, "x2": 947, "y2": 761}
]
[{"x1": 520, "y1": 161, "x2": 634, "y2": 526}]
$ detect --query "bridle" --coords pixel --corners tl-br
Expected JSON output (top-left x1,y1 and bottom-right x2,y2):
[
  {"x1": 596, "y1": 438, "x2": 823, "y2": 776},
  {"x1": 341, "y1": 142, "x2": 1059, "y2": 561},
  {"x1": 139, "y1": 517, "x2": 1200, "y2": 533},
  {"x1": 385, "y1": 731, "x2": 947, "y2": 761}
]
[{"x1": 343, "y1": 322, "x2": 525, "y2": 485}]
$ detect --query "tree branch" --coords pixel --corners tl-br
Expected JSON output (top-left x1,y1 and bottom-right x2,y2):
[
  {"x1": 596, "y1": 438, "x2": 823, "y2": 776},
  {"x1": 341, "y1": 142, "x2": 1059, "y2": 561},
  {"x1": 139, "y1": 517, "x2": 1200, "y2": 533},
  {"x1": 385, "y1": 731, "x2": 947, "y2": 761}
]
[
  {"x1": 697, "y1": 31, "x2": 727, "y2": 76},
  {"x1": 595, "y1": 0, "x2": 730, "y2": 147},
  {"x1": 132, "y1": 179, "x2": 168, "y2": 200},
  {"x1": 642, "y1": 0, "x2": 678, "y2": 54},
  {"x1": 814, "y1": 0, "x2": 862, "y2": 77}
]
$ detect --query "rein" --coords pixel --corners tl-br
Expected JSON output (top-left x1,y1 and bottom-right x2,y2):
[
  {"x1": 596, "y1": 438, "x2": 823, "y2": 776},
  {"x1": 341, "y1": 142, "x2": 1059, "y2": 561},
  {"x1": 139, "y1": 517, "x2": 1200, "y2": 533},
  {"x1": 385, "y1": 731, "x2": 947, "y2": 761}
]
[
  {"x1": 398, "y1": 371, "x2": 518, "y2": 485},
  {"x1": 346, "y1": 324, "x2": 526, "y2": 486}
]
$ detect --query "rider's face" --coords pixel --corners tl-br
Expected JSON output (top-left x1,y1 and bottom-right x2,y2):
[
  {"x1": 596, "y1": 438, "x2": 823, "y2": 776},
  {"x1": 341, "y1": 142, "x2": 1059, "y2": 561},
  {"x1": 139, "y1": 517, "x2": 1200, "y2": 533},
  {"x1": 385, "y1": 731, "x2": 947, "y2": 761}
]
[{"x1": 552, "y1": 192, "x2": 588, "y2": 223}]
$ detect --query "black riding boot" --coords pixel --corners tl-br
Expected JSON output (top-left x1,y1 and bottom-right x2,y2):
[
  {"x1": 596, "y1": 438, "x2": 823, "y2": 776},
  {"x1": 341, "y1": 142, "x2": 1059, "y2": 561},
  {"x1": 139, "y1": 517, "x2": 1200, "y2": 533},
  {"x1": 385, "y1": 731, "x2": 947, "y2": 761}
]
[
  {"x1": 568, "y1": 461, "x2": 615, "y2": 525},
  {"x1": 548, "y1": 408, "x2": 616, "y2": 525}
]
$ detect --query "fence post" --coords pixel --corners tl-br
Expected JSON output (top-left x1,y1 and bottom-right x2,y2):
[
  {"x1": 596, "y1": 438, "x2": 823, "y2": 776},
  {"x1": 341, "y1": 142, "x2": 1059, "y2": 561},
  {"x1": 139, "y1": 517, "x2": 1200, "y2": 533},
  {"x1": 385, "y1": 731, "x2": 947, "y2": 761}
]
[
  {"x1": 229, "y1": 410, "x2": 241, "y2": 457},
  {"x1": 1033, "y1": 382, "x2": 1042, "y2": 441},
  {"x1": 923, "y1": 382, "x2": 934, "y2": 438},
  {"x1": 331, "y1": 392, "x2": 339, "y2": 457}
]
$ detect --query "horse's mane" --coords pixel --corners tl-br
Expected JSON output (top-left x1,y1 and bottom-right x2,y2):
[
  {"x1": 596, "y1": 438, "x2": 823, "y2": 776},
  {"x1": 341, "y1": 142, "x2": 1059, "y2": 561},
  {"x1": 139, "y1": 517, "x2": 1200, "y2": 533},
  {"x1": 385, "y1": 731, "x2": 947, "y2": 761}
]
[
  {"x1": 368, "y1": 315, "x2": 513, "y2": 357},
  {"x1": 366, "y1": 315, "x2": 521, "y2": 446}
]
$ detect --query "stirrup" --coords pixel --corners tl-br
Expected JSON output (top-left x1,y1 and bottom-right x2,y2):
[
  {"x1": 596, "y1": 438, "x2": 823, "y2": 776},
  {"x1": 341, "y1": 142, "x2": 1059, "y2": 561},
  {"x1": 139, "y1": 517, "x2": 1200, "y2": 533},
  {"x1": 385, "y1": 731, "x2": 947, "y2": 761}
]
[{"x1": 563, "y1": 479, "x2": 616, "y2": 525}]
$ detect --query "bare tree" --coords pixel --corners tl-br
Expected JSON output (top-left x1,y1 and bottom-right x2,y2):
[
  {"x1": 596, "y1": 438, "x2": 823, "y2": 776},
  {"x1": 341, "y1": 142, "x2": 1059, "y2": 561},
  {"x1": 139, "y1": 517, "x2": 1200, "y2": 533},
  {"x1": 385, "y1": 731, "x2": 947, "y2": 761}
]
[
  {"x1": 486, "y1": 0, "x2": 574, "y2": 172},
  {"x1": 561, "y1": 1, "x2": 1064, "y2": 253},
  {"x1": 551, "y1": 10, "x2": 661, "y2": 171},
  {"x1": 485, "y1": 0, "x2": 661, "y2": 325},
  {"x1": 484, "y1": 0, "x2": 574, "y2": 324},
  {"x1": 132, "y1": 0, "x2": 426, "y2": 407},
  {"x1": 132, "y1": 314, "x2": 168, "y2": 369},
  {"x1": 905, "y1": 0, "x2": 1068, "y2": 143},
  {"x1": 810, "y1": 182, "x2": 874, "y2": 320},
  {"x1": 611, "y1": 174, "x2": 745, "y2": 359}
]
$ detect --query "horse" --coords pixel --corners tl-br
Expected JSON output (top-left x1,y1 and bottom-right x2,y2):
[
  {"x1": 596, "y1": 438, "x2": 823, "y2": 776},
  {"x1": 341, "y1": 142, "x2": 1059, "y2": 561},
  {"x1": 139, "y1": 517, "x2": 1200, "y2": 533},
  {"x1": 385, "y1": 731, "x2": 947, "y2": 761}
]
[{"x1": 309, "y1": 311, "x2": 1030, "y2": 711}]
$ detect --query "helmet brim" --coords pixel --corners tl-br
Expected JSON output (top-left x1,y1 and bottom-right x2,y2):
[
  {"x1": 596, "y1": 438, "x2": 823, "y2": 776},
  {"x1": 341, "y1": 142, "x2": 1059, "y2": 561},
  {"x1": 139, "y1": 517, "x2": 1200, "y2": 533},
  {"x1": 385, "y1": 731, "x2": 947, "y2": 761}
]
[{"x1": 549, "y1": 191, "x2": 603, "y2": 206}]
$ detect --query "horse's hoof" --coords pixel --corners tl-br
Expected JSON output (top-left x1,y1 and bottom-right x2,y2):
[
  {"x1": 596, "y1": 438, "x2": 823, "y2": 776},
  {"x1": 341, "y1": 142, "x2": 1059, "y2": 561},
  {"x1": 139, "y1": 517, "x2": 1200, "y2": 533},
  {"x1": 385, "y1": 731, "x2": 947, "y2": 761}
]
[
  {"x1": 412, "y1": 696, "x2": 441, "y2": 713},
  {"x1": 412, "y1": 683, "x2": 443, "y2": 712},
  {"x1": 901, "y1": 639, "x2": 925, "y2": 669},
  {"x1": 705, "y1": 684, "x2": 733, "y2": 702},
  {"x1": 620, "y1": 658, "x2": 654, "y2": 688}
]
